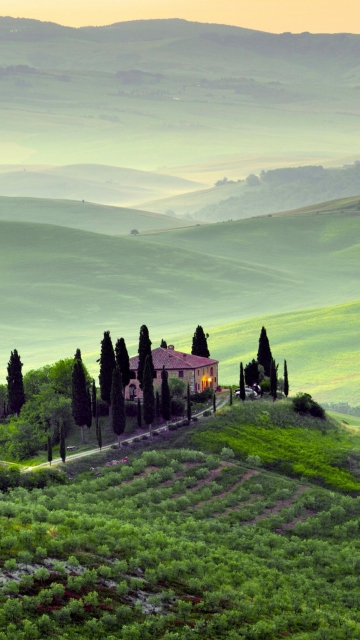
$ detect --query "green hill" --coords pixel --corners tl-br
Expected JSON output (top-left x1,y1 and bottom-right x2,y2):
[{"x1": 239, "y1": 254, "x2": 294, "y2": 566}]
[
  {"x1": 1, "y1": 18, "x2": 360, "y2": 178},
  {"x1": 0, "y1": 164, "x2": 203, "y2": 207},
  {"x1": 0, "y1": 196, "x2": 196, "y2": 235},
  {"x1": 142, "y1": 166, "x2": 360, "y2": 222},
  {"x1": 0, "y1": 197, "x2": 359, "y2": 405}
]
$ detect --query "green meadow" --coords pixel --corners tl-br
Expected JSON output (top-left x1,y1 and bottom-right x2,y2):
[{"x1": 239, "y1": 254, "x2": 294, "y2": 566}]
[{"x1": 0, "y1": 196, "x2": 358, "y2": 404}]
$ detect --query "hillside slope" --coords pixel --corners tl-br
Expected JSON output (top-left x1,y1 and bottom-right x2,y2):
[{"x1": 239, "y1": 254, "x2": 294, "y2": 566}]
[
  {"x1": 1, "y1": 18, "x2": 360, "y2": 176},
  {"x1": 0, "y1": 196, "x2": 196, "y2": 235}
]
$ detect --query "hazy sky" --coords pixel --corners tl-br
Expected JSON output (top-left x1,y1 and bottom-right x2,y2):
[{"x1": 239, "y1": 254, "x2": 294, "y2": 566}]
[{"x1": 2, "y1": 0, "x2": 360, "y2": 33}]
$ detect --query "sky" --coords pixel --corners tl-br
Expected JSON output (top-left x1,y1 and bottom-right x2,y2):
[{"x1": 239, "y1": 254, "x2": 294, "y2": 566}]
[{"x1": 2, "y1": 0, "x2": 360, "y2": 34}]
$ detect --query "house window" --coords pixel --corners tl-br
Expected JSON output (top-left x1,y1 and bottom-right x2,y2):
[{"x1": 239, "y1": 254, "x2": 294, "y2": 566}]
[
  {"x1": 197, "y1": 370, "x2": 199, "y2": 375},
  {"x1": 210, "y1": 367, "x2": 213, "y2": 376},
  {"x1": 179, "y1": 371, "x2": 184, "y2": 378}
]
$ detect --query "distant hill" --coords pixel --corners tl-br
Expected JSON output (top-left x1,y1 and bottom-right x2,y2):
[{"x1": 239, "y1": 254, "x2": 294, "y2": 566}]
[
  {"x1": 142, "y1": 163, "x2": 360, "y2": 221},
  {"x1": 0, "y1": 196, "x2": 196, "y2": 235},
  {"x1": 1, "y1": 18, "x2": 360, "y2": 177},
  {"x1": 0, "y1": 164, "x2": 202, "y2": 207}
]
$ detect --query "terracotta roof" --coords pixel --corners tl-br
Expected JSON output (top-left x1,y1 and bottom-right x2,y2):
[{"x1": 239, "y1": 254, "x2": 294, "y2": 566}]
[{"x1": 129, "y1": 347, "x2": 218, "y2": 371}]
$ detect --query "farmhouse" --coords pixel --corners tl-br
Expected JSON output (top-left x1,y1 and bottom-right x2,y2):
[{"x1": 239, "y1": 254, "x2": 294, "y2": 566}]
[{"x1": 126, "y1": 345, "x2": 219, "y2": 399}]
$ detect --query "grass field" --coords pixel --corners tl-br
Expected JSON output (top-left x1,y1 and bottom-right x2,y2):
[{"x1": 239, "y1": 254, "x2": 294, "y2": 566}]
[
  {"x1": 0, "y1": 199, "x2": 359, "y2": 403},
  {"x1": 0, "y1": 196, "x2": 196, "y2": 235}
]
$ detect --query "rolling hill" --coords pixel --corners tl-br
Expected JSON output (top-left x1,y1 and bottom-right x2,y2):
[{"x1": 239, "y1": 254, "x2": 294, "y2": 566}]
[
  {"x1": 0, "y1": 196, "x2": 197, "y2": 235},
  {"x1": 0, "y1": 195, "x2": 358, "y2": 405},
  {"x1": 1, "y1": 18, "x2": 360, "y2": 179},
  {"x1": 0, "y1": 164, "x2": 203, "y2": 207}
]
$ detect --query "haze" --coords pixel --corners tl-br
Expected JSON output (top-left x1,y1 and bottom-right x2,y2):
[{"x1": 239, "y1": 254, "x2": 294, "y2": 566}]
[{"x1": 3, "y1": 0, "x2": 360, "y2": 33}]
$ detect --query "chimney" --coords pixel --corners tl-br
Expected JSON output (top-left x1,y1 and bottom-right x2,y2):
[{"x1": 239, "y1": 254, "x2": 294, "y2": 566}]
[{"x1": 168, "y1": 345, "x2": 174, "y2": 350}]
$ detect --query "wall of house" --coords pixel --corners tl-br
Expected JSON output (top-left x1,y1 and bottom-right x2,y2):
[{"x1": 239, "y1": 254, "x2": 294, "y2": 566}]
[{"x1": 126, "y1": 364, "x2": 218, "y2": 400}]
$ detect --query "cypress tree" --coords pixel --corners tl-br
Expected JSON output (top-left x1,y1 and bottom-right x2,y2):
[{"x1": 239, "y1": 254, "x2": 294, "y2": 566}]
[
  {"x1": 47, "y1": 435, "x2": 52, "y2": 467},
  {"x1": 229, "y1": 387, "x2": 233, "y2": 406},
  {"x1": 191, "y1": 326, "x2": 210, "y2": 358},
  {"x1": 161, "y1": 365, "x2": 171, "y2": 423},
  {"x1": 115, "y1": 338, "x2": 131, "y2": 391},
  {"x1": 244, "y1": 359, "x2": 259, "y2": 386},
  {"x1": 7, "y1": 349, "x2": 25, "y2": 416},
  {"x1": 59, "y1": 421, "x2": 66, "y2": 464},
  {"x1": 160, "y1": 339, "x2": 167, "y2": 348},
  {"x1": 213, "y1": 393, "x2": 216, "y2": 413},
  {"x1": 97, "y1": 421, "x2": 102, "y2": 451},
  {"x1": 71, "y1": 351, "x2": 90, "y2": 444},
  {"x1": 111, "y1": 366, "x2": 126, "y2": 447},
  {"x1": 143, "y1": 355, "x2": 155, "y2": 435},
  {"x1": 155, "y1": 391, "x2": 160, "y2": 420},
  {"x1": 98, "y1": 331, "x2": 116, "y2": 405},
  {"x1": 257, "y1": 326, "x2": 272, "y2": 377},
  {"x1": 239, "y1": 362, "x2": 245, "y2": 402},
  {"x1": 86, "y1": 388, "x2": 92, "y2": 431},
  {"x1": 284, "y1": 360, "x2": 289, "y2": 398},
  {"x1": 187, "y1": 383, "x2": 192, "y2": 422},
  {"x1": 137, "y1": 398, "x2": 142, "y2": 429},
  {"x1": 270, "y1": 358, "x2": 278, "y2": 401},
  {"x1": 91, "y1": 379, "x2": 97, "y2": 418},
  {"x1": 137, "y1": 325, "x2": 154, "y2": 390}
]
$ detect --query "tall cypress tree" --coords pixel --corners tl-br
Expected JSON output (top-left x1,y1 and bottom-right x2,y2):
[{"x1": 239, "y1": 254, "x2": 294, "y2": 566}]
[
  {"x1": 284, "y1": 360, "x2": 289, "y2": 398},
  {"x1": 239, "y1": 362, "x2": 245, "y2": 402},
  {"x1": 270, "y1": 358, "x2": 278, "y2": 401},
  {"x1": 187, "y1": 383, "x2": 192, "y2": 422},
  {"x1": 47, "y1": 435, "x2": 52, "y2": 467},
  {"x1": 161, "y1": 365, "x2": 171, "y2": 423},
  {"x1": 7, "y1": 349, "x2": 25, "y2": 416},
  {"x1": 71, "y1": 351, "x2": 90, "y2": 444},
  {"x1": 213, "y1": 393, "x2": 216, "y2": 413},
  {"x1": 257, "y1": 326, "x2": 272, "y2": 377},
  {"x1": 111, "y1": 366, "x2": 126, "y2": 447},
  {"x1": 143, "y1": 355, "x2": 155, "y2": 435},
  {"x1": 97, "y1": 420, "x2": 102, "y2": 451},
  {"x1": 137, "y1": 398, "x2": 142, "y2": 429},
  {"x1": 137, "y1": 325, "x2": 154, "y2": 390},
  {"x1": 115, "y1": 338, "x2": 131, "y2": 391},
  {"x1": 191, "y1": 326, "x2": 210, "y2": 358},
  {"x1": 91, "y1": 379, "x2": 97, "y2": 418},
  {"x1": 229, "y1": 387, "x2": 233, "y2": 406},
  {"x1": 160, "y1": 339, "x2": 167, "y2": 348},
  {"x1": 98, "y1": 331, "x2": 116, "y2": 405},
  {"x1": 86, "y1": 388, "x2": 92, "y2": 431},
  {"x1": 155, "y1": 391, "x2": 160, "y2": 421},
  {"x1": 59, "y1": 421, "x2": 66, "y2": 464}
]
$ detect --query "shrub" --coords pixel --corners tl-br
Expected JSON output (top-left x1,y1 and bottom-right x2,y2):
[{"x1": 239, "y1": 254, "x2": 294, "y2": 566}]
[
  {"x1": 260, "y1": 379, "x2": 271, "y2": 393},
  {"x1": 171, "y1": 398, "x2": 185, "y2": 416},
  {"x1": 168, "y1": 423, "x2": 177, "y2": 431},
  {"x1": 203, "y1": 410, "x2": 212, "y2": 417},
  {"x1": 221, "y1": 447, "x2": 235, "y2": 460},
  {"x1": 293, "y1": 393, "x2": 325, "y2": 419}
]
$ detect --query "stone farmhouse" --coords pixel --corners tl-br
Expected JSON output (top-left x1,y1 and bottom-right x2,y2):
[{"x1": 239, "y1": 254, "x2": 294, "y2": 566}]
[{"x1": 126, "y1": 345, "x2": 219, "y2": 399}]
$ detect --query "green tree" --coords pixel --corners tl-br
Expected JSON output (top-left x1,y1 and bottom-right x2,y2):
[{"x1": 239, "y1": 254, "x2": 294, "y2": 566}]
[
  {"x1": 71, "y1": 350, "x2": 91, "y2": 444},
  {"x1": 244, "y1": 359, "x2": 259, "y2": 386},
  {"x1": 239, "y1": 362, "x2": 245, "y2": 402},
  {"x1": 59, "y1": 421, "x2": 66, "y2": 464},
  {"x1": 191, "y1": 325, "x2": 210, "y2": 358},
  {"x1": 187, "y1": 383, "x2": 192, "y2": 422},
  {"x1": 7, "y1": 350, "x2": 25, "y2": 416},
  {"x1": 47, "y1": 435, "x2": 52, "y2": 466},
  {"x1": 270, "y1": 358, "x2": 278, "y2": 401},
  {"x1": 284, "y1": 360, "x2": 289, "y2": 397},
  {"x1": 143, "y1": 355, "x2": 155, "y2": 435},
  {"x1": 91, "y1": 379, "x2": 97, "y2": 418},
  {"x1": 23, "y1": 366, "x2": 50, "y2": 400},
  {"x1": 168, "y1": 377, "x2": 186, "y2": 398},
  {"x1": 160, "y1": 339, "x2": 167, "y2": 348},
  {"x1": 49, "y1": 358, "x2": 79, "y2": 396},
  {"x1": 229, "y1": 387, "x2": 233, "y2": 406},
  {"x1": 137, "y1": 325, "x2": 154, "y2": 390},
  {"x1": 97, "y1": 420, "x2": 102, "y2": 451},
  {"x1": 161, "y1": 366, "x2": 171, "y2": 423},
  {"x1": 137, "y1": 398, "x2": 142, "y2": 429},
  {"x1": 155, "y1": 391, "x2": 160, "y2": 420},
  {"x1": 213, "y1": 392, "x2": 216, "y2": 413},
  {"x1": 257, "y1": 326, "x2": 272, "y2": 377},
  {"x1": 98, "y1": 331, "x2": 116, "y2": 406},
  {"x1": 115, "y1": 337, "x2": 131, "y2": 391},
  {"x1": 111, "y1": 366, "x2": 126, "y2": 447}
]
